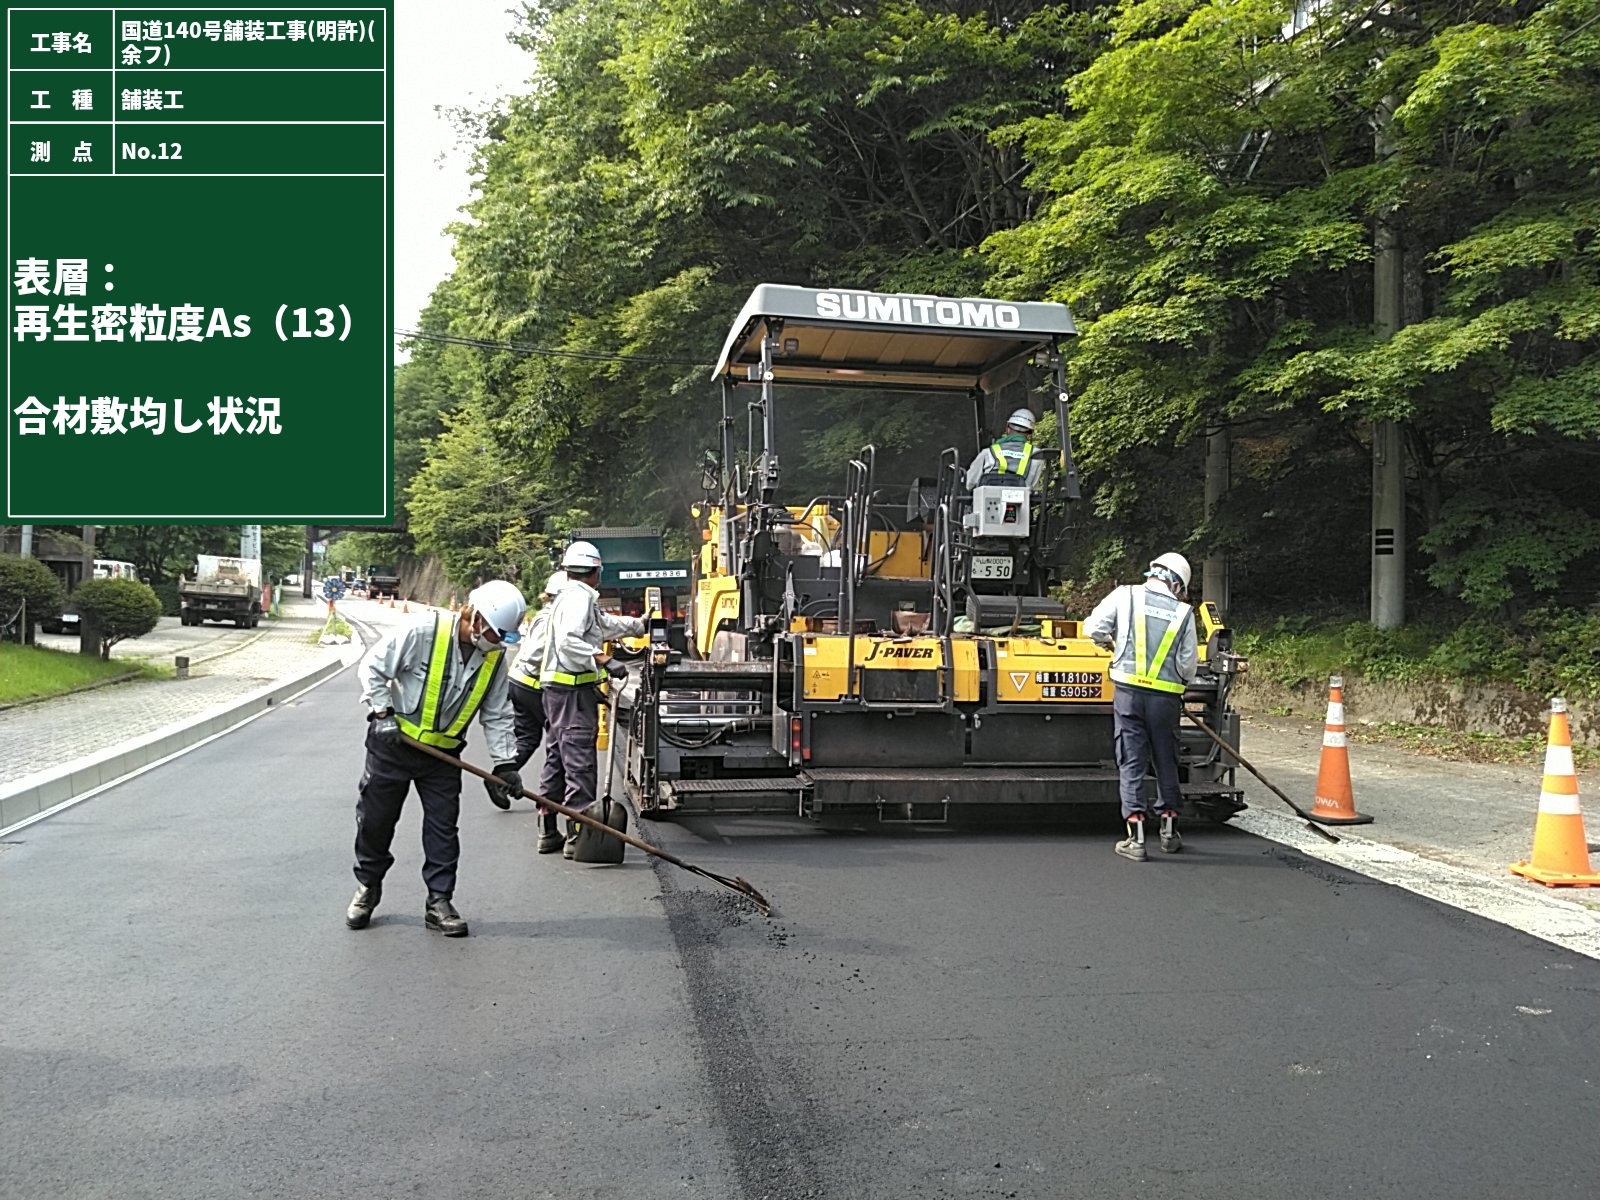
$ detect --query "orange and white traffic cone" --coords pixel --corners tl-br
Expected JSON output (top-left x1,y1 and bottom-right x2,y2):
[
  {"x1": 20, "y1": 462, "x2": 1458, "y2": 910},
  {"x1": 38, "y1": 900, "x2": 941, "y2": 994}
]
[
  {"x1": 1511, "y1": 699, "x2": 1600, "y2": 887},
  {"x1": 1310, "y1": 675, "x2": 1372, "y2": 826},
  {"x1": 402, "y1": 597, "x2": 410, "y2": 614}
]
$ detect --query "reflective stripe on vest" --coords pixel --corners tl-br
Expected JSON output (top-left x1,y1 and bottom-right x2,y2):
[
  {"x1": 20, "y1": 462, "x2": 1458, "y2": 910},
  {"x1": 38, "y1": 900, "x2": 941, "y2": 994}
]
[
  {"x1": 395, "y1": 613, "x2": 503, "y2": 748},
  {"x1": 511, "y1": 667, "x2": 541, "y2": 689},
  {"x1": 1108, "y1": 588, "x2": 1189, "y2": 694},
  {"x1": 991, "y1": 439, "x2": 1033, "y2": 475},
  {"x1": 544, "y1": 670, "x2": 598, "y2": 686}
]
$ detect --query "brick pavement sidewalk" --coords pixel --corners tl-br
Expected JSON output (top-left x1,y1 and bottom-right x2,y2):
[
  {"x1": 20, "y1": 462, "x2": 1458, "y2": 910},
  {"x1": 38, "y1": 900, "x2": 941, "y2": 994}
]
[{"x1": 1, "y1": 596, "x2": 354, "y2": 787}]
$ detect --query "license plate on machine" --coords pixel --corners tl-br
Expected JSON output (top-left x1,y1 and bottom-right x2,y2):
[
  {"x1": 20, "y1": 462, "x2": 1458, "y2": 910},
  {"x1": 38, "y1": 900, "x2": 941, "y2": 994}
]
[{"x1": 971, "y1": 555, "x2": 1013, "y2": 580}]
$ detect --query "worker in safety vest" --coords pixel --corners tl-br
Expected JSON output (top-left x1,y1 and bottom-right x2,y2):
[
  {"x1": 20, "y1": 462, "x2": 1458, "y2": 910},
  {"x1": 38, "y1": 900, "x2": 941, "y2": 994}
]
[
  {"x1": 539, "y1": 541, "x2": 645, "y2": 859},
  {"x1": 502, "y1": 570, "x2": 568, "y2": 853},
  {"x1": 347, "y1": 579, "x2": 527, "y2": 936},
  {"x1": 1084, "y1": 552, "x2": 1198, "y2": 861},
  {"x1": 964, "y1": 407, "x2": 1045, "y2": 491}
]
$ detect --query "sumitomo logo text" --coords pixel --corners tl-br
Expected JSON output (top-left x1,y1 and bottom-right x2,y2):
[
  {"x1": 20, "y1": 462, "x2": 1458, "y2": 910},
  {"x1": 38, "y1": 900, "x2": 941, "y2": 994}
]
[{"x1": 815, "y1": 291, "x2": 1022, "y2": 330}]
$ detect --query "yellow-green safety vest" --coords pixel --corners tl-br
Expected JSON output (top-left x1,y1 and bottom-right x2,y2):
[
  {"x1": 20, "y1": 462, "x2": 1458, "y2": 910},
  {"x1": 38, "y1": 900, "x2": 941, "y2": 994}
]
[
  {"x1": 1109, "y1": 588, "x2": 1189, "y2": 695},
  {"x1": 395, "y1": 613, "x2": 503, "y2": 749},
  {"x1": 991, "y1": 439, "x2": 1033, "y2": 475}
]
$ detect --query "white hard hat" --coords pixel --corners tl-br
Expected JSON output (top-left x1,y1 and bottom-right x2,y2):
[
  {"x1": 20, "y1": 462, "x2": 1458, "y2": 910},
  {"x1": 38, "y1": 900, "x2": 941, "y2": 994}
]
[
  {"x1": 467, "y1": 579, "x2": 527, "y2": 643},
  {"x1": 1005, "y1": 408, "x2": 1037, "y2": 433},
  {"x1": 562, "y1": 540, "x2": 603, "y2": 570},
  {"x1": 542, "y1": 569, "x2": 568, "y2": 598},
  {"x1": 1148, "y1": 552, "x2": 1192, "y2": 591}
]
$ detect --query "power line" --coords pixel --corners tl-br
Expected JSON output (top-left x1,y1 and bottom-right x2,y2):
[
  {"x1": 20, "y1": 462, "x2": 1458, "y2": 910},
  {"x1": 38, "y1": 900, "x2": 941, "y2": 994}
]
[{"x1": 395, "y1": 327, "x2": 711, "y2": 367}]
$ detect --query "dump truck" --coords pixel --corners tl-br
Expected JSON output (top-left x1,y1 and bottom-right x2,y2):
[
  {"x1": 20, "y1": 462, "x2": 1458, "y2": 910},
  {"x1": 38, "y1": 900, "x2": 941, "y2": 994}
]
[
  {"x1": 566, "y1": 527, "x2": 690, "y2": 654},
  {"x1": 180, "y1": 555, "x2": 263, "y2": 628},
  {"x1": 366, "y1": 564, "x2": 401, "y2": 601},
  {"x1": 615, "y1": 284, "x2": 1245, "y2": 828}
]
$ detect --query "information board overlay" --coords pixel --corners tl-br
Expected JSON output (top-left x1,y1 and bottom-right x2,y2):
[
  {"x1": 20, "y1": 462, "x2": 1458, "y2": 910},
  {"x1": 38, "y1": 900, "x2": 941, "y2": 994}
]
[{"x1": 4, "y1": 4, "x2": 392, "y2": 521}]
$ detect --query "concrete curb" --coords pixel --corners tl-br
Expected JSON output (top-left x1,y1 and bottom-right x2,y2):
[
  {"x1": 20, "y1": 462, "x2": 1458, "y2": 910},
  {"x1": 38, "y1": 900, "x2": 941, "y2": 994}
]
[{"x1": 0, "y1": 644, "x2": 363, "y2": 836}]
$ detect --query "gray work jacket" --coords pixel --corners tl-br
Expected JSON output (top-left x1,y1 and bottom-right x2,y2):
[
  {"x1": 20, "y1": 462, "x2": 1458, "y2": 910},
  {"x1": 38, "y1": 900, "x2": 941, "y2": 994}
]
[
  {"x1": 539, "y1": 579, "x2": 645, "y2": 681},
  {"x1": 360, "y1": 611, "x2": 516, "y2": 761}
]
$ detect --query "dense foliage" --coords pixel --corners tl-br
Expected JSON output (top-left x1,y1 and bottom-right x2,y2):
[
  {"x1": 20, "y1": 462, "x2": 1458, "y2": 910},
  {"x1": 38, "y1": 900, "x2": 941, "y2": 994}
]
[{"x1": 391, "y1": 0, "x2": 1599, "y2": 627}]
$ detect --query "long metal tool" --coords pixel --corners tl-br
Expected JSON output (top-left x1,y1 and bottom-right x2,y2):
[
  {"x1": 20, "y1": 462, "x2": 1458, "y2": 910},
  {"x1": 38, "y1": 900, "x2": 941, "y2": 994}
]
[
  {"x1": 402, "y1": 735, "x2": 774, "y2": 915},
  {"x1": 1183, "y1": 714, "x2": 1341, "y2": 845}
]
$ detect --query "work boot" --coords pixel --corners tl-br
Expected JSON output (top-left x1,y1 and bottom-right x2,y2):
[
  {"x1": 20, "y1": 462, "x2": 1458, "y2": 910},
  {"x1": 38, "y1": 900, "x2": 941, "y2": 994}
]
[
  {"x1": 536, "y1": 808, "x2": 564, "y2": 855},
  {"x1": 1159, "y1": 811, "x2": 1183, "y2": 855},
  {"x1": 345, "y1": 884, "x2": 381, "y2": 929},
  {"x1": 1115, "y1": 817, "x2": 1147, "y2": 862},
  {"x1": 562, "y1": 817, "x2": 580, "y2": 860},
  {"x1": 425, "y1": 893, "x2": 469, "y2": 937}
]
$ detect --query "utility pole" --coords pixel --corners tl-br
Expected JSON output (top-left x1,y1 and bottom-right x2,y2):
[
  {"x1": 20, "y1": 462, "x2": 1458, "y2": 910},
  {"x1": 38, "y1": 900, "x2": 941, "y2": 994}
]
[
  {"x1": 19, "y1": 525, "x2": 33, "y2": 644},
  {"x1": 303, "y1": 526, "x2": 315, "y2": 599},
  {"x1": 1203, "y1": 424, "x2": 1230, "y2": 616},
  {"x1": 1371, "y1": 92, "x2": 1405, "y2": 629}
]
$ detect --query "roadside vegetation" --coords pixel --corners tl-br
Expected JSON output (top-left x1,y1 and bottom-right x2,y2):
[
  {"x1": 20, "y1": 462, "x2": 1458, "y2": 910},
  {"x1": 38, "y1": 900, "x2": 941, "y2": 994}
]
[
  {"x1": 0, "y1": 643, "x2": 162, "y2": 705},
  {"x1": 1344, "y1": 720, "x2": 1598, "y2": 771},
  {"x1": 1233, "y1": 609, "x2": 1600, "y2": 702}
]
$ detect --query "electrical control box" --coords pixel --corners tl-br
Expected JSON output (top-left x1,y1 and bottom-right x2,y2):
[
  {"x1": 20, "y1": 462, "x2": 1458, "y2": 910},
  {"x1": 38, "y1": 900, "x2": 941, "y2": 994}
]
[{"x1": 965, "y1": 484, "x2": 1030, "y2": 537}]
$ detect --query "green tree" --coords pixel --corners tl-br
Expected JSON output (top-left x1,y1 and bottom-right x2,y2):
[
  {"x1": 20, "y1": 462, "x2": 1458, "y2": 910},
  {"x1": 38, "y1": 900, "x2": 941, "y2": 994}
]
[
  {"x1": 0, "y1": 554, "x2": 66, "y2": 643},
  {"x1": 410, "y1": 0, "x2": 1102, "y2": 548},
  {"x1": 987, "y1": 0, "x2": 1600, "y2": 613},
  {"x1": 72, "y1": 577, "x2": 163, "y2": 660}
]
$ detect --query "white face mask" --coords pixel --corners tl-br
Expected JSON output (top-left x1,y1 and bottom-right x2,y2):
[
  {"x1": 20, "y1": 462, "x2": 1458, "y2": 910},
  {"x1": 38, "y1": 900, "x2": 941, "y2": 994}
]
[{"x1": 472, "y1": 629, "x2": 499, "y2": 654}]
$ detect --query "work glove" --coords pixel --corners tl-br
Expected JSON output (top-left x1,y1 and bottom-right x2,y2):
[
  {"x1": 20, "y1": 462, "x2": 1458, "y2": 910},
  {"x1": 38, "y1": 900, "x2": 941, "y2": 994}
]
[
  {"x1": 485, "y1": 763, "x2": 523, "y2": 810},
  {"x1": 604, "y1": 657, "x2": 629, "y2": 681},
  {"x1": 370, "y1": 711, "x2": 402, "y2": 745}
]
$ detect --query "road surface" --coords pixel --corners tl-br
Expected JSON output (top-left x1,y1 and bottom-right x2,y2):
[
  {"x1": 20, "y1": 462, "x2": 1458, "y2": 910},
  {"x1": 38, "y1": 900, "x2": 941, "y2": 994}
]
[{"x1": 2, "y1": 655, "x2": 1595, "y2": 1199}]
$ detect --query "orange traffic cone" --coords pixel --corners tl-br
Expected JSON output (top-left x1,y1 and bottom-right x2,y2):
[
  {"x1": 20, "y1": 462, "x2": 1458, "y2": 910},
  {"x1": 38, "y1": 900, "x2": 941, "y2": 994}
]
[
  {"x1": 1511, "y1": 699, "x2": 1600, "y2": 887},
  {"x1": 402, "y1": 598, "x2": 410, "y2": 614},
  {"x1": 449, "y1": 595, "x2": 458, "y2": 612},
  {"x1": 1310, "y1": 675, "x2": 1372, "y2": 826}
]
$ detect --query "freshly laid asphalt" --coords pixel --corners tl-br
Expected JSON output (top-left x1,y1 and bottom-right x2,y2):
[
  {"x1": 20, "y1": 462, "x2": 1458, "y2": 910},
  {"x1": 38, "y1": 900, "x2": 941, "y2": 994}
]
[{"x1": 2, "y1": 664, "x2": 1596, "y2": 1199}]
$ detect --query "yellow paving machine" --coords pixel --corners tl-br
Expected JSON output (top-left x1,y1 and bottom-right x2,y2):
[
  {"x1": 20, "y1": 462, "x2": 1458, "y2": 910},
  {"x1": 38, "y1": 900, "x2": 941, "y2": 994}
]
[{"x1": 619, "y1": 284, "x2": 1244, "y2": 827}]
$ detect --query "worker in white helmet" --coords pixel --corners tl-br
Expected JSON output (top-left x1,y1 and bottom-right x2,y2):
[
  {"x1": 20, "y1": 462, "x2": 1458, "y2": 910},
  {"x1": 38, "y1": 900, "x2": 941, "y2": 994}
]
[
  {"x1": 964, "y1": 407, "x2": 1045, "y2": 491},
  {"x1": 538, "y1": 540, "x2": 646, "y2": 858},
  {"x1": 347, "y1": 578, "x2": 527, "y2": 936},
  {"x1": 1083, "y1": 552, "x2": 1198, "y2": 861},
  {"x1": 501, "y1": 570, "x2": 569, "y2": 853}
]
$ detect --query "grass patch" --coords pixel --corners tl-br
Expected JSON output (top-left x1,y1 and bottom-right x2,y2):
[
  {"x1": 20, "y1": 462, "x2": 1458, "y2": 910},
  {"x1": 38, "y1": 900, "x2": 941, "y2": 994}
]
[
  {"x1": 1233, "y1": 608, "x2": 1600, "y2": 700},
  {"x1": 310, "y1": 613, "x2": 353, "y2": 644},
  {"x1": 0, "y1": 642, "x2": 161, "y2": 704}
]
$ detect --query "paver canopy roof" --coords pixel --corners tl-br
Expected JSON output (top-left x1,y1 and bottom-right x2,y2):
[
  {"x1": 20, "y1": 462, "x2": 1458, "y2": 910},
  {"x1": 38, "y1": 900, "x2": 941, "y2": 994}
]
[{"x1": 713, "y1": 284, "x2": 1076, "y2": 394}]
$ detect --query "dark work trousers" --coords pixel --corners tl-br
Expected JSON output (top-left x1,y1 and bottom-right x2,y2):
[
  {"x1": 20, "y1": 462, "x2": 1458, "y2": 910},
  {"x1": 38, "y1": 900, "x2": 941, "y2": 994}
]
[
  {"x1": 1113, "y1": 684, "x2": 1183, "y2": 819},
  {"x1": 509, "y1": 679, "x2": 546, "y2": 771},
  {"x1": 538, "y1": 683, "x2": 600, "y2": 813},
  {"x1": 354, "y1": 725, "x2": 464, "y2": 896}
]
